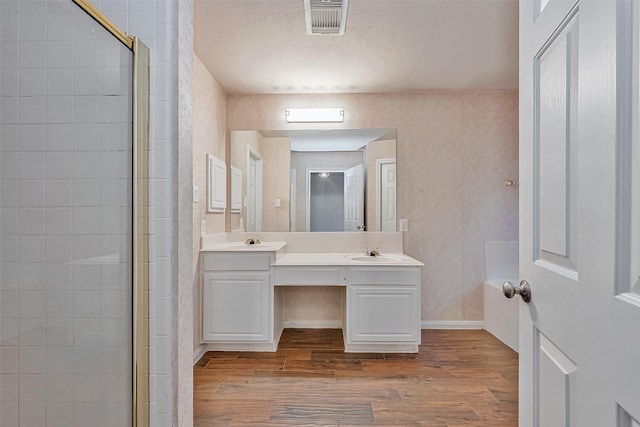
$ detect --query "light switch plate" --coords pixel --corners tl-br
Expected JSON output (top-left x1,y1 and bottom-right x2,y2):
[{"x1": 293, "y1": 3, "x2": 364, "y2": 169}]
[{"x1": 399, "y1": 218, "x2": 408, "y2": 232}]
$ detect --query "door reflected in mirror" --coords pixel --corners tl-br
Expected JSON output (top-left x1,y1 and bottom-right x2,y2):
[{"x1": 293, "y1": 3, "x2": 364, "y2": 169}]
[{"x1": 229, "y1": 129, "x2": 396, "y2": 232}]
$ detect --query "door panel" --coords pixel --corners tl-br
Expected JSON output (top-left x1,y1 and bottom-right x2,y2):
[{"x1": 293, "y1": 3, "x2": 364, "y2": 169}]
[
  {"x1": 344, "y1": 164, "x2": 364, "y2": 231},
  {"x1": 348, "y1": 286, "x2": 419, "y2": 342},
  {"x1": 248, "y1": 156, "x2": 256, "y2": 231},
  {"x1": 618, "y1": 406, "x2": 640, "y2": 427},
  {"x1": 619, "y1": 0, "x2": 640, "y2": 301},
  {"x1": 537, "y1": 331, "x2": 577, "y2": 427},
  {"x1": 202, "y1": 272, "x2": 270, "y2": 341},
  {"x1": 535, "y1": 15, "x2": 578, "y2": 272},
  {"x1": 380, "y1": 162, "x2": 396, "y2": 231}
]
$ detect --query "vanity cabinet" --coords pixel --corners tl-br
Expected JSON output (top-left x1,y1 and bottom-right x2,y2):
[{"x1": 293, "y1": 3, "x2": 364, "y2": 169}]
[
  {"x1": 202, "y1": 272, "x2": 270, "y2": 341},
  {"x1": 201, "y1": 252, "x2": 273, "y2": 344},
  {"x1": 274, "y1": 263, "x2": 422, "y2": 352},
  {"x1": 347, "y1": 267, "x2": 420, "y2": 344},
  {"x1": 200, "y1": 248, "x2": 423, "y2": 353}
]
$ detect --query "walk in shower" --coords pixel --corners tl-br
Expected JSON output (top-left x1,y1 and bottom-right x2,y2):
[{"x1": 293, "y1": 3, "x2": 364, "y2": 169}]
[{"x1": 0, "y1": 0, "x2": 149, "y2": 425}]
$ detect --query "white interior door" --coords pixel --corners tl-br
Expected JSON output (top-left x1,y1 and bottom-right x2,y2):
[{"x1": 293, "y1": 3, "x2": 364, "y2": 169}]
[
  {"x1": 207, "y1": 154, "x2": 226, "y2": 213},
  {"x1": 519, "y1": 0, "x2": 640, "y2": 425},
  {"x1": 247, "y1": 148, "x2": 263, "y2": 232},
  {"x1": 379, "y1": 160, "x2": 397, "y2": 231},
  {"x1": 344, "y1": 164, "x2": 364, "y2": 231},
  {"x1": 247, "y1": 156, "x2": 257, "y2": 232},
  {"x1": 290, "y1": 168, "x2": 296, "y2": 231}
]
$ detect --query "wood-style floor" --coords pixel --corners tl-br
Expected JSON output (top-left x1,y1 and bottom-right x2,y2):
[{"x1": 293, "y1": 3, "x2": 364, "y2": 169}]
[{"x1": 193, "y1": 329, "x2": 518, "y2": 426}]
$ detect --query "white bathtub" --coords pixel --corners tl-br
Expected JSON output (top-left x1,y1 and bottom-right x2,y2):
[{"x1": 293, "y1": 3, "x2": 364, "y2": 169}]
[{"x1": 483, "y1": 279, "x2": 519, "y2": 352}]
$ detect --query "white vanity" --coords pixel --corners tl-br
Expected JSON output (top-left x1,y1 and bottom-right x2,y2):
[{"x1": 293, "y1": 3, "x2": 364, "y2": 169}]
[{"x1": 200, "y1": 234, "x2": 423, "y2": 353}]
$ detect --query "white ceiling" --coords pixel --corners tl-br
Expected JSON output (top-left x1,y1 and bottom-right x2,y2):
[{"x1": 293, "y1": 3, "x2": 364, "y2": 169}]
[{"x1": 193, "y1": 0, "x2": 519, "y2": 95}]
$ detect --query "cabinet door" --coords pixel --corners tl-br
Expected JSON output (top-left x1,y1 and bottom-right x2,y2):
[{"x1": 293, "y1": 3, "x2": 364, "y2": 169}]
[
  {"x1": 202, "y1": 272, "x2": 270, "y2": 342},
  {"x1": 348, "y1": 285, "x2": 419, "y2": 342}
]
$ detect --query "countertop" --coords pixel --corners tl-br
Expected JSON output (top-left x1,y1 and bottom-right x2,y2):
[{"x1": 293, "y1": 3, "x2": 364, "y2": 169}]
[
  {"x1": 200, "y1": 241, "x2": 287, "y2": 252},
  {"x1": 200, "y1": 242, "x2": 423, "y2": 267},
  {"x1": 273, "y1": 252, "x2": 424, "y2": 267}
]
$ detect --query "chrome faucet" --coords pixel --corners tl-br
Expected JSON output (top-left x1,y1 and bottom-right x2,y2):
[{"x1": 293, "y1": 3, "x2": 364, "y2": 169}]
[
  {"x1": 364, "y1": 247, "x2": 380, "y2": 256},
  {"x1": 245, "y1": 237, "x2": 261, "y2": 245}
]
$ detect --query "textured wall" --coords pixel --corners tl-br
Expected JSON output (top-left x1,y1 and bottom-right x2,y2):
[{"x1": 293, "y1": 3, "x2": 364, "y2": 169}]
[
  {"x1": 226, "y1": 92, "x2": 519, "y2": 322},
  {"x1": 262, "y1": 137, "x2": 291, "y2": 232},
  {"x1": 192, "y1": 55, "x2": 226, "y2": 352},
  {"x1": 193, "y1": 55, "x2": 227, "y2": 239}
]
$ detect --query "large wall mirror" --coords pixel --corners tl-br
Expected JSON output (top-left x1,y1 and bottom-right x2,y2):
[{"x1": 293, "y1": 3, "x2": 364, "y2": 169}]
[{"x1": 229, "y1": 129, "x2": 397, "y2": 233}]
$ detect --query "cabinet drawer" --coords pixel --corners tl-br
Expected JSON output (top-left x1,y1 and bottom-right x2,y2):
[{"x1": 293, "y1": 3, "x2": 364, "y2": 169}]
[
  {"x1": 274, "y1": 266, "x2": 346, "y2": 285},
  {"x1": 202, "y1": 253, "x2": 272, "y2": 271},
  {"x1": 348, "y1": 267, "x2": 419, "y2": 285}
]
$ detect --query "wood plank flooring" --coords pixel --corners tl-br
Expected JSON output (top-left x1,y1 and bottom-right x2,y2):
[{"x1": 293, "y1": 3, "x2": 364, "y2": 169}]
[{"x1": 193, "y1": 329, "x2": 518, "y2": 426}]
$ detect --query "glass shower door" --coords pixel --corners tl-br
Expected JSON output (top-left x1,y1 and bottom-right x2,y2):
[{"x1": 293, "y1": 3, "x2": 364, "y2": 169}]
[{"x1": 1, "y1": 1, "x2": 137, "y2": 425}]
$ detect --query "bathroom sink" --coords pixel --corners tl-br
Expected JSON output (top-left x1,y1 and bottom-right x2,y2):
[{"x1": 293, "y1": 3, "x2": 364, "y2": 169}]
[
  {"x1": 348, "y1": 254, "x2": 409, "y2": 263},
  {"x1": 206, "y1": 241, "x2": 287, "y2": 251},
  {"x1": 223, "y1": 242, "x2": 268, "y2": 247}
]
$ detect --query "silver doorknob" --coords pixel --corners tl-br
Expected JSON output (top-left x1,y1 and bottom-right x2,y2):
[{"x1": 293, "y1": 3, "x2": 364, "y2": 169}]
[{"x1": 503, "y1": 280, "x2": 532, "y2": 303}]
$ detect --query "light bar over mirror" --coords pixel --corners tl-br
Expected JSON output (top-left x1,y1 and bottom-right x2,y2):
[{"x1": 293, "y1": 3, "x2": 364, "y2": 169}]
[{"x1": 286, "y1": 108, "x2": 344, "y2": 123}]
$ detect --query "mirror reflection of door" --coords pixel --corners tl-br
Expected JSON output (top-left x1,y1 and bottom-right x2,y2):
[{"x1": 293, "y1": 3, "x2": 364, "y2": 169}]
[
  {"x1": 230, "y1": 129, "x2": 396, "y2": 233},
  {"x1": 378, "y1": 159, "x2": 396, "y2": 231},
  {"x1": 305, "y1": 165, "x2": 365, "y2": 232},
  {"x1": 247, "y1": 147, "x2": 263, "y2": 232},
  {"x1": 344, "y1": 164, "x2": 364, "y2": 231},
  {"x1": 290, "y1": 169, "x2": 296, "y2": 231}
]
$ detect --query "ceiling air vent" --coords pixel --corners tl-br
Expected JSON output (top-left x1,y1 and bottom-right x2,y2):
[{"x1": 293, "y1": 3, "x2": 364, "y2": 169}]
[{"x1": 304, "y1": 0, "x2": 349, "y2": 35}]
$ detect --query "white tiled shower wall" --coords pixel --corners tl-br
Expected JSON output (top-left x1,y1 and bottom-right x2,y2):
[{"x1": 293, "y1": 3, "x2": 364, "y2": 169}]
[
  {"x1": 0, "y1": 1, "x2": 135, "y2": 426},
  {"x1": 1, "y1": 0, "x2": 181, "y2": 426},
  {"x1": 96, "y1": 1, "x2": 180, "y2": 425}
]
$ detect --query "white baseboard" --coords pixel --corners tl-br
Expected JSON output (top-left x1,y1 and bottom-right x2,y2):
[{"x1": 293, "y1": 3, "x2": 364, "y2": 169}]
[
  {"x1": 193, "y1": 345, "x2": 206, "y2": 366},
  {"x1": 283, "y1": 320, "x2": 343, "y2": 329},
  {"x1": 421, "y1": 320, "x2": 485, "y2": 330}
]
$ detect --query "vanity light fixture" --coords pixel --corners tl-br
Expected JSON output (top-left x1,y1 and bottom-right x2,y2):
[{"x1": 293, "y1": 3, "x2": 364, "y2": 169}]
[
  {"x1": 319, "y1": 172, "x2": 330, "y2": 178},
  {"x1": 285, "y1": 108, "x2": 344, "y2": 123}
]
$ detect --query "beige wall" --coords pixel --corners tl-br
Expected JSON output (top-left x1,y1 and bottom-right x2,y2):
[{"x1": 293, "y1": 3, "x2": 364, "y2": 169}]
[
  {"x1": 226, "y1": 91, "x2": 519, "y2": 322},
  {"x1": 192, "y1": 54, "x2": 226, "y2": 349},
  {"x1": 262, "y1": 137, "x2": 291, "y2": 231}
]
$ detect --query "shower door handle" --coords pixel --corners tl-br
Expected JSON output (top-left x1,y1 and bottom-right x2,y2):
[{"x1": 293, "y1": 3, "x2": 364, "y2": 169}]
[{"x1": 502, "y1": 280, "x2": 532, "y2": 303}]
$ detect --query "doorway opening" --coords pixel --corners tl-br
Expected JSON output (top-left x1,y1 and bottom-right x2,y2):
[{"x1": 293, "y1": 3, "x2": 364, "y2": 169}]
[{"x1": 308, "y1": 170, "x2": 346, "y2": 232}]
